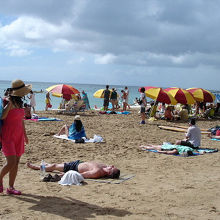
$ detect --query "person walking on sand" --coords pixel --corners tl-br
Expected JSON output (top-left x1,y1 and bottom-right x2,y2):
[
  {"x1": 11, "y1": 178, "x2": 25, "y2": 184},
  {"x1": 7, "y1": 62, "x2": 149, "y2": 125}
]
[
  {"x1": 139, "y1": 87, "x2": 147, "y2": 124},
  {"x1": 27, "y1": 90, "x2": 36, "y2": 113},
  {"x1": 0, "y1": 79, "x2": 31, "y2": 195},
  {"x1": 45, "y1": 92, "x2": 51, "y2": 111}
]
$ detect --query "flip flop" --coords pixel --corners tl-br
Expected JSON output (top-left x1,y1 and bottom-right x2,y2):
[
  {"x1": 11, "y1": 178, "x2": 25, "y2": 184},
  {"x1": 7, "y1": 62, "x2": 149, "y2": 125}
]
[
  {"x1": 42, "y1": 174, "x2": 53, "y2": 182},
  {"x1": 50, "y1": 174, "x2": 61, "y2": 182}
]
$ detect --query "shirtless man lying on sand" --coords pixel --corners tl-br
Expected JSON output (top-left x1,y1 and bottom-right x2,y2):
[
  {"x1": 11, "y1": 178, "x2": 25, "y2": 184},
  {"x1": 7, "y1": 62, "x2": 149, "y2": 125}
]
[{"x1": 27, "y1": 160, "x2": 120, "y2": 179}]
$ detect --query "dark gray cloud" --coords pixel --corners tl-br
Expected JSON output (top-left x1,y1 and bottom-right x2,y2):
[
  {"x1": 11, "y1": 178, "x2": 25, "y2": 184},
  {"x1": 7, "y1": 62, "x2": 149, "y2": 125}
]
[{"x1": 0, "y1": 0, "x2": 220, "y2": 69}]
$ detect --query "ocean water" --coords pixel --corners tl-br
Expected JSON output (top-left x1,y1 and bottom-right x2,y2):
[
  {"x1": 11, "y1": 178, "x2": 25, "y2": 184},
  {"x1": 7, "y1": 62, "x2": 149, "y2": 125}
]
[
  {"x1": 1, "y1": 80, "x2": 219, "y2": 110},
  {"x1": 0, "y1": 80, "x2": 141, "y2": 110}
]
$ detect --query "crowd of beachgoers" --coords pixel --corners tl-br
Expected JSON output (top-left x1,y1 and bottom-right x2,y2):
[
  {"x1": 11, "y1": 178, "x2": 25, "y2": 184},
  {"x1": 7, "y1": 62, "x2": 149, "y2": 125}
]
[{"x1": 0, "y1": 80, "x2": 220, "y2": 219}]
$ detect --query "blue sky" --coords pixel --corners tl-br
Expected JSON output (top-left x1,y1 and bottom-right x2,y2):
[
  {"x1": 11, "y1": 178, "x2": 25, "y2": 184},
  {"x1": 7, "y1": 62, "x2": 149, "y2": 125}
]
[{"x1": 0, "y1": 0, "x2": 220, "y2": 90}]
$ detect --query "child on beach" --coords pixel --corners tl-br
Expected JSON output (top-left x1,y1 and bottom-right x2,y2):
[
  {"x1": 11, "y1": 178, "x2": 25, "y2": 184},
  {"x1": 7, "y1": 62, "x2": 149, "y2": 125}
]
[
  {"x1": 0, "y1": 79, "x2": 31, "y2": 195},
  {"x1": 24, "y1": 103, "x2": 32, "y2": 119},
  {"x1": 45, "y1": 92, "x2": 51, "y2": 111},
  {"x1": 56, "y1": 115, "x2": 87, "y2": 141}
]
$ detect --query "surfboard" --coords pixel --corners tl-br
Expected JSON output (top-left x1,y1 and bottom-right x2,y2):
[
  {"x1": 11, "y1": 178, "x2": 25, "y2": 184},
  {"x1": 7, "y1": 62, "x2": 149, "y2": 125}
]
[
  {"x1": 158, "y1": 125, "x2": 209, "y2": 134},
  {"x1": 171, "y1": 125, "x2": 208, "y2": 132}
]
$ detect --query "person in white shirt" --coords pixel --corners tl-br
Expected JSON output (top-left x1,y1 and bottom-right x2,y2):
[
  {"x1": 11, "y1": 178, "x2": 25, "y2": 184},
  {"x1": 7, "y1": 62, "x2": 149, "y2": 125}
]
[
  {"x1": 176, "y1": 118, "x2": 201, "y2": 148},
  {"x1": 28, "y1": 90, "x2": 36, "y2": 113},
  {"x1": 139, "y1": 87, "x2": 147, "y2": 124}
]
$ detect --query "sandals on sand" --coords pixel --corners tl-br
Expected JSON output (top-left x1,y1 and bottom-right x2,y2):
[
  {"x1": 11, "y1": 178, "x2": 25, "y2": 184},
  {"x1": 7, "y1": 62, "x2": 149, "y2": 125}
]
[
  {"x1": 43, "y1": 174, "x2": 61, "y2": 182},
  {"x1": 6, "y1": 188, "x2": 21, "y2": 195}
]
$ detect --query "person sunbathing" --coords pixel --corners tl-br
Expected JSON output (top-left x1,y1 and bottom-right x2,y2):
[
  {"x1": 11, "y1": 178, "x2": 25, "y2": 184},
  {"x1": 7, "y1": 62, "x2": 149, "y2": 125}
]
[
  {"x1": 56, "y1": 115, "x2": 86, "y2": 140},
  {"x1": 208, "y1": 130, "x2": 220, "y2": 139},
  {"x1": 140, "y1": 143, "x2": 195, "y2": 156},
  {"x1": 27, "y1": 160, "x2": 120, "y2": 179}
]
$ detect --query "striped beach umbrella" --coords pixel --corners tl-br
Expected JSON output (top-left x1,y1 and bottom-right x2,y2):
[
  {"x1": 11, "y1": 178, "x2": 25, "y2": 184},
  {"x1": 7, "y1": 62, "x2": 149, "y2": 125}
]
[
  {"x1": 164, "y1": 87, "x2": 195, "y2": 105},
  {"x1": 186, "y1": 88, "x2": 215, "y2": 103},
  {"x1": 139, "y1": 87, "x2": 177, "y2": 105},
  {"x1": 46, "y1": 84, "x2": 80, "y2": 100}
]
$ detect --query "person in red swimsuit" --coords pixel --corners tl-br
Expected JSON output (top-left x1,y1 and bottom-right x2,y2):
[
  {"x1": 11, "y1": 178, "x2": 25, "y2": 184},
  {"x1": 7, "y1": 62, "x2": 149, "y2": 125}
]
[{"x1": 0, "y1": 79, "x2": 31, "y2": 195}]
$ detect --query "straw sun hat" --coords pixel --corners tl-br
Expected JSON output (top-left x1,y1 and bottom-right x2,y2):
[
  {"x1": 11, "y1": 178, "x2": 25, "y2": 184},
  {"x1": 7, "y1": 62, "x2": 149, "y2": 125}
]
[{"x1": 9, "y1": 79, "x2": 32, "y2": 97}]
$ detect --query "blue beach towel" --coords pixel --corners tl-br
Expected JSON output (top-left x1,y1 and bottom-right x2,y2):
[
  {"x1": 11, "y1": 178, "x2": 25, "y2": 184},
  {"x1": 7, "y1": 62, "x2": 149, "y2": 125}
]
[
  {"x1": 37, "y1": 117, "x2": 62, "y2": 121},
  {"x1": 211, "y1": 138, "x2": 220, "y2": 141}
]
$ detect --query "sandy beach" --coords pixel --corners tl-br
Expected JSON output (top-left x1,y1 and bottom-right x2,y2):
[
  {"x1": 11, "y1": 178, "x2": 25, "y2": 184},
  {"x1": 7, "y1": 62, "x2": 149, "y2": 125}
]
[{"x1": 0, "y1": 109, "x2": 220, "y2": 219}]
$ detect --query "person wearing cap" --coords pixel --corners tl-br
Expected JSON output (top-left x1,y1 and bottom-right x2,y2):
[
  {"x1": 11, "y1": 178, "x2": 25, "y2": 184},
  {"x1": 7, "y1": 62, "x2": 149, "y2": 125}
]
[
  {"x1": 56, "y1": 115, "x2": 86, "y2": 140},
  {"x1": 175, "y1": 118, "x2": 201, "y2": 148},
  {"x1": 0, "y1": 79, "x2": 31, "y2": 195}
]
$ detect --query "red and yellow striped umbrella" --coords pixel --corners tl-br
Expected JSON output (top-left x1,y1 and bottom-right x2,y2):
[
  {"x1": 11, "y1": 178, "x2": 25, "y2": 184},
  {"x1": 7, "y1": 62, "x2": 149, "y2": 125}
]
[
  {"x1": 164, "y1": 87, "x2": 195, "y2": 105},
  {"x1": 46, "y1": 84, "x2": 80, "y2": 100},
  {"x1": 186, "y1": 88, "x2": 215, "y2": 103},
  {"x1": 139, "y1": 86, "x2": 177, "y2": 105}
]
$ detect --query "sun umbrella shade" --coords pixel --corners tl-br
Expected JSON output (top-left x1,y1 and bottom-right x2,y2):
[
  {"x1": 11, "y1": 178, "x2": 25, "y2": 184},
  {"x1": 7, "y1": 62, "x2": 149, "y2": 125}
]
[
  {"x1": 46, "y1": 84, "x2": 80, "y2": 100},
  {"x1": 164, "y1": 87, "x2": 195, "y2": 105},
  {"x1": 186, "y1": 88, "x2": 215, "y2": 103},
  {"x1": 94, "y1": 89, "x2": 118, "y2": 98},
  {"x1": 139, "y1": 87, "x2": 177, "y2": 105}
]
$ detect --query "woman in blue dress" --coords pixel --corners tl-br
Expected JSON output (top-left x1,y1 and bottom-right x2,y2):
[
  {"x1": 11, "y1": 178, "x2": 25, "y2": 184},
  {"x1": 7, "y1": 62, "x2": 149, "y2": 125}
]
[{"x1": 56, "y1": 115, "x2": 86, "y2": 140}]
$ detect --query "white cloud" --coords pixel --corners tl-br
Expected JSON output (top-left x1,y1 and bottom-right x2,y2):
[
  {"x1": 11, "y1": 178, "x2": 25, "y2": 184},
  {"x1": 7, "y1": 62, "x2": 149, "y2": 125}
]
[
  {"x1": 0, "y1": 0, "x2": 220, "y2": 89},
  {"x1": 95, "y1": 53, "x2": 116, "y2": 64}
]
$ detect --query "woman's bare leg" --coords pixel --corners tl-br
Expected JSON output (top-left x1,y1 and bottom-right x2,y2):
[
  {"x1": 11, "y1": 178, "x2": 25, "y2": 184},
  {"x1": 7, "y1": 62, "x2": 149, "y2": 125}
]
[
  {"x1": 57, "y1": 125, "x2": 69, "y2": 136},
  {"x1": 8, "y1": 156, "x2": 20, "y2": 188},
  {"x1": 0, "y1": 156, "x2": 17, "y2": 187},
  {"x1": 27, "y1": 162, "x2": 64, "y2": 172}
]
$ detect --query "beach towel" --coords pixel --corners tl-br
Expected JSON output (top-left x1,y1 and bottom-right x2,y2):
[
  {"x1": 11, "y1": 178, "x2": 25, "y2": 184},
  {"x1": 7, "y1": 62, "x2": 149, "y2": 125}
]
[
  {"x1": 211, "y1": 138, "x2": 220, "y2": 141},
  {"x1": 24, "y1": 117, "x2": 62, "y2": 122},
  {"x1": 87, "y1": 174, "x2": 135, "y2": 184},
  {"x1": 100, "y1": 111, "x2": 131, "y2": 115},
  {"x1": 54, "y1": 134, "x2": 104, "y2": 143},
  {"x1": 58, "y1": 170, "x2": 84, "y2": 186},
  {"x1": 142, "y1": 148, "x2": 218, "y2": 156}
]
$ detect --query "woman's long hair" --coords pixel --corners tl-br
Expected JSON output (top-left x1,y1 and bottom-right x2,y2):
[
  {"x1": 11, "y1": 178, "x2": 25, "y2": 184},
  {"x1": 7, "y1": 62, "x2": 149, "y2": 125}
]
[
  {"x1": 10, "y1": 96, "x2": 23, "y2": 108},
  {"x1": 74, "y1": 120, "x2": 83, "y2": 132}
]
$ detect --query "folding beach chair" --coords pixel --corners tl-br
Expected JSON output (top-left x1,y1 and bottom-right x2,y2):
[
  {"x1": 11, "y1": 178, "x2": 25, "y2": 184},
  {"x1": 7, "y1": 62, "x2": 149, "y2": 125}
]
[{"x1": 63, "y1": 100, "x2": 86, "y2": 114}]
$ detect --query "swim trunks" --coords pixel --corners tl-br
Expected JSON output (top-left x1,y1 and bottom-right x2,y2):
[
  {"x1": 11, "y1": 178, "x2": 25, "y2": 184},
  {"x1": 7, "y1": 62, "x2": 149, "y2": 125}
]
[{"x1": 63, "y1": 160, "x2": 83, "y2": 173}]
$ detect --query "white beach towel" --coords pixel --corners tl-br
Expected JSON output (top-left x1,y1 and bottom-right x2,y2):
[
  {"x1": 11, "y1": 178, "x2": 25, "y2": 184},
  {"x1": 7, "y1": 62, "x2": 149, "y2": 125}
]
[
  {"x1": 58, "y1": 170, "x2": 84, "y2": 186},
  {"x1": 54, "y1": 134, "x2": 104, "y2": 143}
]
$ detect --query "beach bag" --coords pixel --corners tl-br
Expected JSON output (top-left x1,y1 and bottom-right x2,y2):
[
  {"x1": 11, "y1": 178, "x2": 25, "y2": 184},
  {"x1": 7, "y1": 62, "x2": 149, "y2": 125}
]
[{"x1": 48, "y1": 104, "x2": 52, "y2": 108}]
